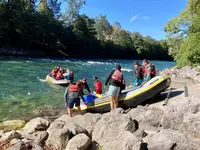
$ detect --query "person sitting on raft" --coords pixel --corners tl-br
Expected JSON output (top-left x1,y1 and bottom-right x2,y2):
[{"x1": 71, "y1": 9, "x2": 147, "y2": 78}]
[
  {"x1": 66, "y1": 70, "x2": 75, "y2": 83},
  {"x1": 56, "y1": 68, "x2": 65, "y2": 80},
  {"x1": 105, "y1": 64, "x2": 124, "y2": 111},
  {"x1": 93, "y1": 77, "x2": 102, "y2": 94},
  {"x1": 50, "y1": 66, "x2": 60, "y2": 78},
  {"x1": 64, "y1": 81, "x2": 87, "y2": 117},
  {"x1": 133, "y1": 61, "x2": 144, "y2": 87},
  {"x1": 142, "y1": 59, "x2": 156, "y2": 82},
  {"x1": 80, "y1": 78, "x2": 91, "y2": 95}
]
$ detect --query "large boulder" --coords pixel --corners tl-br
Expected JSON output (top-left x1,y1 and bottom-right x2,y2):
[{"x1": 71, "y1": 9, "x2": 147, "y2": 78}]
[
  {"x1": 23, "y1": 118, "x2": 49, "y2": 134},
  {"x1": 0, "y1": 120, "x2": 26, "y2": 132},
  {"x1": 0, "y1": 130, "x2": 22, "y2": 143},
  {"x1": 46, "y1": 116, "x2": 87, "y2": 149},
  {"x1": 161, "y1": 97, "x2": 200, "y2": 130},
  {"x1": 144, "y1": 129, "x2": 200, "y2": 150},
  {"x1": 65, "y1": 133, "x2": 92, "y2": 150},
  {"x1": 57, "y1": 113, "x2": 101, "y2": 135},
  {"x1": 5, "y1": 142, "x2": 25, "y2": 150},
  {"x1": 179, "y1": 112, "x2": 200, "y2": 138},
  {"x1": 128, "y1": 106, "x2": 164, "y2": 131},
  {"x1": 92, "y1": 108, "x2": 138, "y2": 150}
]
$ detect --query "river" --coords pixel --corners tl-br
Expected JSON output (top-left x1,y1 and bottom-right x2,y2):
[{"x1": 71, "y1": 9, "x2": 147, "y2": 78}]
[{"x1": 0, "y1": 57, "x2": 175, "y2": 121}]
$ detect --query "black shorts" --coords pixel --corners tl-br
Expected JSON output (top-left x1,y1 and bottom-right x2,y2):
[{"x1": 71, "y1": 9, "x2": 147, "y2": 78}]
[{"x1": 67, "y1": 98, "x2": 80, "y2": 109}]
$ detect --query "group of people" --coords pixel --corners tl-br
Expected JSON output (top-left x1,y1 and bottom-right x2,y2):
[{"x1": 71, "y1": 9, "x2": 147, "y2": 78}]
[
  {"x1": 63, "y1": 59, "x2": 156, "y2": 117},
  {"x1": 50, "y1": 66, "x2": 75, "y2": 83},
  {"x1": 64, "y1": 77, "x2": 102, "y2": 117}
]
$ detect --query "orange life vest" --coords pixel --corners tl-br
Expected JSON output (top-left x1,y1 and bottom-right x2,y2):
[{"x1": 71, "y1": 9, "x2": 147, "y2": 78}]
[
  {"x1": 69, "y1": 84, "x2": 79, "y2": 93},
  {"x1": 112, "y1": 70, "x2": 122, "y2": 82}
]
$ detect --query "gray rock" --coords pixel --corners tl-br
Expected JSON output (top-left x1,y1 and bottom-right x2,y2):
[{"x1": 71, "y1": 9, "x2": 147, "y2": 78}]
[
  {"x1": 0, "y1": 130, "x2": 3, "y2": 138},
  {"x1": 179, "y1": 112, "x2": 200, "y2": 138},
  {"x1": 10, "y1": 138, "x2": 21, "y2": 145},
  {"x1": 57, "y1": 113, "x2": 101, "y2": 135},
  {"x1": 46, "y1": 127, "x2": 70, "y2": 150},
  {"x1": 128, "y1": 106, "x2": 164, "y2": 130},
  {"x1": 34, "y1": 131, "x2": 48, "y2": 146},
  {"x1": 32, "y1": 145, "x2": 44, "y2": 150},
  {"x1": 0, "y1": 130, "x2": 22, "y2": 142},
  {"x1": 144, "y1": 129, "x2": 200, "y2": 150},
  {"x1": 23, "y1": 118, "x2": 50, "y2": 134},
  {"x1": 16, "y1": 130, "x2": 36, "y2": 140},
  {"x1": 46, "y1": 118, "x2": 87, "y2": 149},
  {"x1": 65, "y1": 133, "x2": 92, "y2": 150},
  {"x1": 5, "y1": 142, "x2": 25, "y2": 150},
  {"x1": 92, "y1": 110, "x2": 138, "y2": 150},
  {"x1": 0, "y1": 120, "x2": 26, "y2": 132},
  {"x1": 161, "y1": 97, "x2": 200, "y2": 130}
]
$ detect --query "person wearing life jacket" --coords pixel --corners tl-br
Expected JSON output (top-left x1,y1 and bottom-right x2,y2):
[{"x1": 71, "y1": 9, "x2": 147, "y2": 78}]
[
  {"x1": 56, "y1": 69, "x2": 64, "y2": 80},
  {"x1": 64, "y1": 81, "x2": 87, "y2": 117},
  {"x1": 67, "y1": 70, "x2": 75, "y2": 83},
  {"x1": 142, "y1": 59, "x2": 156, "y2": 82},
  {"x1": 93, "y1": 77, "x2": 102, "y2": 94},
  {"x1": 133, "y1": 61, "x2": 144, "y2": 87},
  {"x1": 105, "y1": 64, "x2": 124, "y2": 111},
  {"x1": 50, "y1": 67, "x2": 59, "y2": 78},
  {"x1": 79, "y1": 78, "x2": 91, "y2": 95}
]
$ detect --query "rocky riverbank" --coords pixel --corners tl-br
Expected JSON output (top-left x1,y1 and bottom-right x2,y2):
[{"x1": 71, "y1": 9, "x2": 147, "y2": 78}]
[{"x1": 1, "y1": 66, "x2": 200, "y2": 150}]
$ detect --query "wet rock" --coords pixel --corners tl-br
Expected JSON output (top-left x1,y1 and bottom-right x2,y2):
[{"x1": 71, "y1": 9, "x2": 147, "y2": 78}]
[
  {"x1": 0, "y1": 130, "x2": 22, "y2": 143},
  {"x1": 0, "y1": 120, "x2": 26, "y2": 132},
  {"x1": 5, "y1": 142, "x2": 25, "y2": 150},
  {"x1": 144, "y1": 129, "x2": 200, "y2": 150},
  {"x1": 65, "y1": 133, "x2": 92, "y2": 150},
  {"x1": 179, "y1": 112, "x2": 200, "y2": 138},
  {"x1": 92, "y1": 109, "x2": 138, "y2": 150},
  {"x1": 23, "y1": 118, "x2": 50, "y2": 134}
]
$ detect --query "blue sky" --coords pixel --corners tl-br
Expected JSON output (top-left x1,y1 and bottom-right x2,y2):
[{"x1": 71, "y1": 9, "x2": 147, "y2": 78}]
[{"x1": 61, "y1": 0, "x2": 188, "y2": 40}]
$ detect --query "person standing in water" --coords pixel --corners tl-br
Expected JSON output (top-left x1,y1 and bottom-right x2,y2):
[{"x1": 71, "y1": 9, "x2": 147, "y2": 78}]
[
  {"x1": 64, "y1": 81, "x2": 87, "y2": 117},
  {"x1": 105, "y1": 64, "x2": 123, "y2": 111},
  {"x1": 133, "y1": 61, "x2": 144, "y2": 87}
]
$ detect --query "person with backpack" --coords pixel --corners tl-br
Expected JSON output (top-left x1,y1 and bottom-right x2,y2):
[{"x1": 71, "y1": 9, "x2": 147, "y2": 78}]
[
  {"x1": 133, "y1": 61, "x2": 144, "y2": 87},
  {"x1": 105, "y1": 64, "x2": 124, "y2": 111},
  {"x1": 142, "y1": 59, "x2": 156, "y2": 82}
]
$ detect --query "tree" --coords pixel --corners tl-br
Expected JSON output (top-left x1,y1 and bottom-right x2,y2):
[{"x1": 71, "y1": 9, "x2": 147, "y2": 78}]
[
  {"x1": 113, "y1": 21, "x2": 121, "y2": 30},
  {"x1": 94, "y1": 14, "x2": 113, "y2": 41},
  {"x1": 63, "y1": 0, "x2": 85, "y2": 25}
]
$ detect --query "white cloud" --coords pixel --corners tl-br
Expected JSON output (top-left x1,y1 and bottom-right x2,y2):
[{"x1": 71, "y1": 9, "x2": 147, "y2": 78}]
[
  {"x1": 130, "y1": 14, "x2": 139, "y2": 22},
  {"x1": 141, "y1": 16, "x2": 151, "y2": 20}
]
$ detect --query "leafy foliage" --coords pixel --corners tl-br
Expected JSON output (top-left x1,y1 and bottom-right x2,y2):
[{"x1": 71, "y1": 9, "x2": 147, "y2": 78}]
[
  {"x1": 0, "y1": 0, "x2": 171, "y2": 60},
  {"x1": 165, "y1": 0, "x2": 200, "y2": 66}
]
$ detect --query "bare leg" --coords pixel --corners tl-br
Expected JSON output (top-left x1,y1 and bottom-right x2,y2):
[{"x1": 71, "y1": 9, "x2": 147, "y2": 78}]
[
  {"x1": 110, "y1": 96, "x2": 114, "y2": 111},
  {"x1": 67, "y1": 108, "x2": 72, "y2": 117},
  {"x1": 77, "y1": 106, "x2": 83, "y2": 115},
  {"x1": 114, "y1": 96, "x2": 118, "y2": 109}
]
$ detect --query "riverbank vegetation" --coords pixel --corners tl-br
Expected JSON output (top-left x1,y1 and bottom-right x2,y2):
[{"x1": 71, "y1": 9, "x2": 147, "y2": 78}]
[
  {"x1": 0, "y1": 0, "x2": 171, "y2": 60},
  {"x1": 165, "y1": 0, "x2": 200, "y2": 66}
]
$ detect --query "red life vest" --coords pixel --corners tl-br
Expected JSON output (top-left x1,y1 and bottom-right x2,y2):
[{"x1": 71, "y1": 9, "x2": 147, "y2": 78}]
[
  {"x1": 69, "y1": 84, "x2": 79, "y2": 92},
  {"x1": 70, "y1": 71, "x2": 74, "y2": 77},
  {"x1": 112, "y1": 70, "x2": 122, "y2": 82},
  {"x1": 56, "y1": 72, "x2": 63, "y2": 80},
  {"x1": 135, "y1": 66, "x2": 144, "y2": 77},
  {"x1": 95, "y1": 80, "x2": 102, "y2": 90},
  {"x1": 51, "y1": 70, "x2": 57, "y2": 77}
]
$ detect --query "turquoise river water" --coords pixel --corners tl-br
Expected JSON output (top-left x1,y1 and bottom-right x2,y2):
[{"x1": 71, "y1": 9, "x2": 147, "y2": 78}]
[{"x1": 0, "y1": 57, "x2": 175, "y2": 121}]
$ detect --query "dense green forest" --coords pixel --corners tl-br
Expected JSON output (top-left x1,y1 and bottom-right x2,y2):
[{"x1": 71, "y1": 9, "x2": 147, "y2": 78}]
[
  {"x1": 0, "y1": 0, "x2": 171, "y2": 60},
  {"x1": 165, "y1": 0, "x2": 200, "y2": 66}
]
